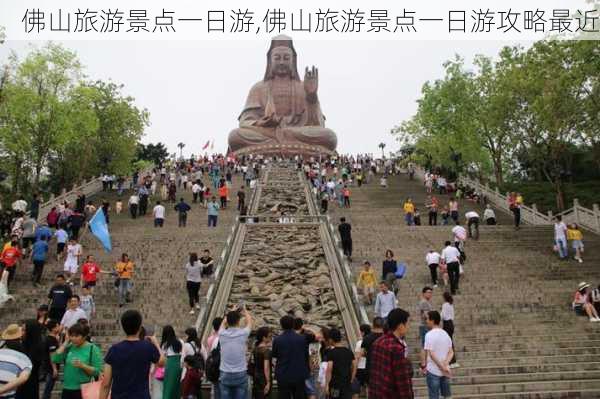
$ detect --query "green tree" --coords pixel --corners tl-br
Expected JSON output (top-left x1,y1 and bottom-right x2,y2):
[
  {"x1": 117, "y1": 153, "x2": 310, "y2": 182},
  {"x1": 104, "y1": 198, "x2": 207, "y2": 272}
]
[
  {"x1": 509, "y1": 41, "x2": 588, "y2": 210},
  {"x1": 0, "y1": 43, "x2": 82, "y2": 192},
  {"x1": 82, "y1": 80, "x2": 149, "y2": 175},
  {"x1": 0, "y1": 43, "x2": 150, "y2": 199},
  {"x1": 136, "y1": 142, "x2": 169, "y2": 165},
  {"x1": 396, "y1": 57, "x2": 491, "y2": 176}
]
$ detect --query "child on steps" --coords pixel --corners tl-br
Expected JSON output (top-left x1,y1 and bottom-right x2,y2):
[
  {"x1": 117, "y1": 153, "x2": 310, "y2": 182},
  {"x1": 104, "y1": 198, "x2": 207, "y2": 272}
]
[{"x1": 567, "y1": 223, "x2": 584, "y2": 263}]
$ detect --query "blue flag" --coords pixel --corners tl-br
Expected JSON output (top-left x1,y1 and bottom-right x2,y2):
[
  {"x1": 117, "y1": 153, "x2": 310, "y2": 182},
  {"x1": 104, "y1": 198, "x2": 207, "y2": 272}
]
[{"x1": 89, "y1": 208, "x2": 112, "y2": 252}]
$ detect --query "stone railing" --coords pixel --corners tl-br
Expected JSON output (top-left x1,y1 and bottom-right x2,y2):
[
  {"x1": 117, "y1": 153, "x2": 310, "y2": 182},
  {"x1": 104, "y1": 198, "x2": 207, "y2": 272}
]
[
  {"x1": 35, "y1": 167, "x2": 154, "y2": 222},
  {"x1": 196, "y1": 171, "x2": 261, "y2": 335},
  {"x1": 412, "y1": 167, "x2": 600, "y2": 234},
  {"x1": 304, "y1": 175, "x2": 370, "y2": 327},
  {"x1": 457, "y1": 175, "x2": 600, "y2": 234}
]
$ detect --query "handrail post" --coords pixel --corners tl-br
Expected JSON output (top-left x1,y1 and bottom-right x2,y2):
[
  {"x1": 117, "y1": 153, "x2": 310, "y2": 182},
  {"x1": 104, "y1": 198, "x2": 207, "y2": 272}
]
[
  {"x1": 532, "y1": 204, "x2": 538, "y2": 225},
  {"x1": 573, "y1": 198, "x2": 580, "y2": 225},
  {"x1": 593, "y1": 204, "x2": 600, "y2": 233}
]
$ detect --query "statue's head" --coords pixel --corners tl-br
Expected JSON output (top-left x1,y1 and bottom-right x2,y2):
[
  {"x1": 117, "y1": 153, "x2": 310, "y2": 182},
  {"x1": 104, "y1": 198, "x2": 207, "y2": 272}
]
[{"x1": 264, "y1": 35, "x2": 300, "y2": 81}]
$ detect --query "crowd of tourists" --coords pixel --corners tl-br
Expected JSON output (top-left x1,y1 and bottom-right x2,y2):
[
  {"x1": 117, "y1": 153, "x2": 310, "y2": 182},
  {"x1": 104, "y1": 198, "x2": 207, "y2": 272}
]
[
  {"x1": 0, "y1": 151, "x2": 593, "y2": 399},
  {"x1": 0, "y1": 300, "x2": 452, "y2": 399},
  {"x1": 0, "y1": 153, "x2": 270, "y2": 399}
]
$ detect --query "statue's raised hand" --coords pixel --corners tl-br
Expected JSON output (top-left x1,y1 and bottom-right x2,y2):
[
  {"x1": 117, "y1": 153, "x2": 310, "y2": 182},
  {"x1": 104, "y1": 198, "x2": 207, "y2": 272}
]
[{"x1": 304, "y1": 66, "x2": 319, "y2": 96}]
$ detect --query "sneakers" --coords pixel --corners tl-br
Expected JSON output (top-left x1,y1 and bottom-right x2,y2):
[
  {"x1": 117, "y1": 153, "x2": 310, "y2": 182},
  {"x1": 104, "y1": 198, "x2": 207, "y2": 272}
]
[
  {"x1": 189, "y1": 309, "x2": 195, "y2": 315},
  {"x1": 589, "y1": 317, "x2": 600, "y2": 322},
  {"x1": 433, "y1": 284, "x2": 438, "y2": 288},
  {"x1": 195, "y1": 303, "x2": 201, "y2": 309},
  {"x1": 449, "y1": 363, "x2": 460, "y2": 369}
]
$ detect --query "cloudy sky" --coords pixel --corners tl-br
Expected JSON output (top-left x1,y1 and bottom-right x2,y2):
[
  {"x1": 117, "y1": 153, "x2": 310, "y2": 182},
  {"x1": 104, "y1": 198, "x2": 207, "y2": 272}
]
[{"x1": 1, "y1": 39, "x2": 529, "y2": 157}]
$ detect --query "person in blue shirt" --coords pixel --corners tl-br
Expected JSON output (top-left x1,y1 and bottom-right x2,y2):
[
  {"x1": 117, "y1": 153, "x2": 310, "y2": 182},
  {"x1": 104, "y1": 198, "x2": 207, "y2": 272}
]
[
  {"x1": 207, "y1": 196, "x2": 220, "y2": 227},
  {"x1": 35, "y1": 223, "x2": 53, "y2": 242},
  {"x1": 272, "y1": 315, "x2": 315, "y2": 398},
  {"x1": 30, "y1": 236, "x2": 49, "y2": 286},
  {"x1": 174, "y1": 198, "x2": 192, "y2": 228}
]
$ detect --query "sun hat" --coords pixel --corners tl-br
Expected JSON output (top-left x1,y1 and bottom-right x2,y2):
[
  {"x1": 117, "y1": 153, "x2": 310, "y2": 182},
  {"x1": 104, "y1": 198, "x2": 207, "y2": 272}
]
[
  {"x1": 1, "y1": 324, "x2": 22, "y2": 340},
  {"x1": 578, "y1": 282, "x2": 591, "y2": 291}
]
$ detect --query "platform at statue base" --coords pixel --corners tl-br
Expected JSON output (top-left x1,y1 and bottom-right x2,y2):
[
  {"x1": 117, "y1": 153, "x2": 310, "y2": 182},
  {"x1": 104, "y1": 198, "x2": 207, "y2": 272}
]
[{"x1": 232, "y1": 143, "x2": 335, "y2": 158}]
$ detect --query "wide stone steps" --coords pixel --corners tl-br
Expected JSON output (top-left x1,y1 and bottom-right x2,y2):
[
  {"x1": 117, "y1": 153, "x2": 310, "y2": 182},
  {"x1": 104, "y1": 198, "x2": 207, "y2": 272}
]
[
  {"x1": 0, "y1": 173, "x2": 244, "y2": 398},
  {"x1": 413, "y1": 378, "x2": 600, "y2": 397},
  {"x1": 319, "y1": 168, "x2": 600, "y2": 397}
]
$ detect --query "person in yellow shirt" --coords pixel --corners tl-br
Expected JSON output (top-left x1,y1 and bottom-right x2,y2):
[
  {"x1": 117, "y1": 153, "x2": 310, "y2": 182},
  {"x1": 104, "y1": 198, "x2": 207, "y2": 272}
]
[
  {"x1": 357, "y1": 261, "x2": 377, "y2": 304},
  {"x1": 115, "y1": 253, "x2": 135, "y2": 307},
  {"x1": 403, "y1": 198, "x2": 415, "y2": 226},
  {"x1": 567, "y1": 223, "x2": 584, "y2": 263},
  {"x1": 516, "y1": 193, "x2": 524, "y2": 206}
]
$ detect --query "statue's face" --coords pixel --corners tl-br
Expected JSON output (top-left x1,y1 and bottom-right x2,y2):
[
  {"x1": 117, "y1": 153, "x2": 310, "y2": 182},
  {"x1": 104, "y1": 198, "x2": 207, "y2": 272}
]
[{"x1": 270, "y1": 46, "x2": 293, "y2": 77}]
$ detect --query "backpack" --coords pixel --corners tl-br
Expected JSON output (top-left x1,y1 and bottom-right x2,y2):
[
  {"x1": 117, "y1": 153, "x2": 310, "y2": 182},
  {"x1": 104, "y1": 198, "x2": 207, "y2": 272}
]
[
  {"x1": 189, "y1": 342, "x2": 205, "y2": 371},
  {"x1": 395, "y1": 263, "x2": 407, "y2": 279},
  {"x1": 205, "y1": 342, "x2": 221, "y2": 383}
]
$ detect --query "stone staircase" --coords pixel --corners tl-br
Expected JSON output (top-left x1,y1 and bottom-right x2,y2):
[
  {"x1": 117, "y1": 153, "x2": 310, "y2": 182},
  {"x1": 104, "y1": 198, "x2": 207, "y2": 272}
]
[
  {"x1": 326, "y1": 172, "x2": 600, "y2": 398},
  {"x1": 0, "y1": 175, "x2": 243, "y2": 397}
]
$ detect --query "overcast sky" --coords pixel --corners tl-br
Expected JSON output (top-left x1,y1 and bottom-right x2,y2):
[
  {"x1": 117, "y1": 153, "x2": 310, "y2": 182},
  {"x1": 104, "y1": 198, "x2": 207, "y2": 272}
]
[{"x1": 0, "y1": 39, "x2": 530, "y2": 157}]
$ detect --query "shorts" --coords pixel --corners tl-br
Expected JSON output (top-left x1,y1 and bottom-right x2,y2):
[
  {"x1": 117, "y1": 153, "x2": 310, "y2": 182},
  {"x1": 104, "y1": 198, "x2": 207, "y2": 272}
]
[
  {"x1": 572, "y1": 240, "x2": 584, "y2": 250},
  {"x1": 305, "y1": 375, "x2": 317, "y2": 396},
  {"x1": 22, "y1": 237, "x2": 35, "y2": 249},
  {"x1": 64, "y1": 260, "x2": 78, "y2": 274},
  {"x1": 83, "y1": 281, "x2": 97, "y2": 288},
  {"x1": 426, "y1": 373, "x2": 451, "y2": 399},
  {"x1": 362, "y1": 286, "x2": 375, "y2": 295},
  {"x1": 351, "y1": 378, "x2": 362, "y2": 394},
  {"x1": 356, "y1": 368, "x2": 368, "y2": 386},
  {"x1": 574, "y1": 304, "x2": 586, "y2": 316},
  {"x1": 57, "y1": 243, "x2": 66, "y2": 254}
]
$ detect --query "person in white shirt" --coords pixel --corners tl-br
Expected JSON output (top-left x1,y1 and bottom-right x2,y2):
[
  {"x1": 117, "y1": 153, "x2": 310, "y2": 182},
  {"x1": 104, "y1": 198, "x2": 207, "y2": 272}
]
[
  {"x1": 420, "y1": 310, "x2": 454, "y2": 398},
  {"x1": 63, "y1": 238, "x2": 82, "y2": 284},
  {"x1": 425, "y1": 250, "x2": 441, "y2": 287},
  {"x1": 441, "y1": 292, "x2": 458, "y2": 368},
  {"x1": 128, "y1": 192, "x2": 140, "y2": 219},
  {"x1": 483, "y1": 204, "x2": 496, "y2": 225},
  {"x1": 451, "y1": 225, "x2": 467, "y2": 245},
  {"x1": 374, "y1": 282, "x2": 397, "y2": 319},
  {"x1": 60, "y1": 295, "x2": 88, "y2": 329},
  {"x1": 152, "y1": 201, "x2": 166, "y2": 228},
  {"x1": 437, "y1": 176, "x2": 447, "y2": 195},
  {"x1": 354, "y1": 323, "x2": 370, "y2": 389},
  {"x1": 192, "y1": 182, "x2": 202, "y2": 203},
  {"x1": 465, "y1": 211, "x2": 480, "y2": 240},
  {"x1": 441, "y1": 241, "x2": 461, "y2": 295},
  {"x1": 554, "y1": 215, "x2": 568, "y2": 260}
]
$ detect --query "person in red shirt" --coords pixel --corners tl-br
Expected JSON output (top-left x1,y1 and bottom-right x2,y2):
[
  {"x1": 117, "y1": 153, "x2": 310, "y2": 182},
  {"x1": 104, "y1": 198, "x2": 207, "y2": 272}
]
[
  {"x1": 342, "y1": 185, "x2": 351, "y2": 208},
  {"x1": 181, "y1": 355, "x2": 203, "y2": 398},
  {"x1": 80, "y1": 255, "x2": 103, "y2": 292},
  {"x1": 218, "y1": 184, "x2": 228, "y2": 209},
  {"x1": 0, "y1": 237, "x2": 22, "y2": 286}
]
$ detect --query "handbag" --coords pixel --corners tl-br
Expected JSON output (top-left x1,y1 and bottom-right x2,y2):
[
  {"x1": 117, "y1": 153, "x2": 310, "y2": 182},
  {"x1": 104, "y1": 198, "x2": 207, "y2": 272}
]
[
  {"x1": 81, "y1": 345, "x2": 108, "y2": 399},
  {"x1": 81, "y1": 378, "x2": 110, "y2": 399},
  {"x1": 154, "y1": 366, "x2": 165, "y2": 380},
  {"x1": 395, "y1": 263, "x2": 407, "y2": 279}
]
